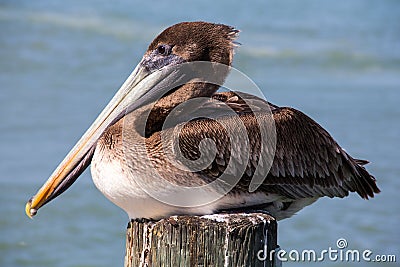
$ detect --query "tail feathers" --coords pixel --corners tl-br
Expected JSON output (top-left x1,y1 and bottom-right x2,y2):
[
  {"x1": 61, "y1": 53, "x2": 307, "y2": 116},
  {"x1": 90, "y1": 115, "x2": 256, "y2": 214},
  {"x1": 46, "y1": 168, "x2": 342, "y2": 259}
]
[{"x1": 353, "y1": 163, "x2": 380, "y2": 199}]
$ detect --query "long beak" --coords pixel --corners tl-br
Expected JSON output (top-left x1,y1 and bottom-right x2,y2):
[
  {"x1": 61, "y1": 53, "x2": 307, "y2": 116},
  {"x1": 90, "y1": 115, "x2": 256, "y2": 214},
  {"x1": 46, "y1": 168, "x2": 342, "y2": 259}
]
[{"x1": 25, "y1": 61, "x2": 173, "y2": 218}]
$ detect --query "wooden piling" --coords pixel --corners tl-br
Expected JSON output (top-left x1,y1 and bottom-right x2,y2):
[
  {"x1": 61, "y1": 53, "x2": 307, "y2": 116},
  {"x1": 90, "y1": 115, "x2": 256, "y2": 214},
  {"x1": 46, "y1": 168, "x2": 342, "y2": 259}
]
[{"x1": 124, "y1": 213, "x2": 278, "y2": 267}]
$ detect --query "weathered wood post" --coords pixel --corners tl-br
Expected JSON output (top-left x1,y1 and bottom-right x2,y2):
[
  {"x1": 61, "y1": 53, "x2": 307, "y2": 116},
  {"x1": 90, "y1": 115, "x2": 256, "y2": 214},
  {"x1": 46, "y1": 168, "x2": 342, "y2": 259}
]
[{"x1": 124, "y1": 213, "x2": 279, "y2": 267}]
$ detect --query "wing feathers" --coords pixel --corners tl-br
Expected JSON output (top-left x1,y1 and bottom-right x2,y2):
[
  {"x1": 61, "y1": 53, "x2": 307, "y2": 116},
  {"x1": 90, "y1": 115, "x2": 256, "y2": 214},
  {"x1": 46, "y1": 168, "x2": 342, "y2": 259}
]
[{"x1": 165, "y1": 92, "x2": 380, "y2": 200}]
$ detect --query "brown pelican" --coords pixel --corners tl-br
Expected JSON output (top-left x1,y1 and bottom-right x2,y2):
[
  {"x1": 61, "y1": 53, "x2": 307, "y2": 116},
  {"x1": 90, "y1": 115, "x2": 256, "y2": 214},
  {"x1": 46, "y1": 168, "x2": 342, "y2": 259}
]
[{"x1": 26, "y1": 21, "x2": 380, "y2": 221}]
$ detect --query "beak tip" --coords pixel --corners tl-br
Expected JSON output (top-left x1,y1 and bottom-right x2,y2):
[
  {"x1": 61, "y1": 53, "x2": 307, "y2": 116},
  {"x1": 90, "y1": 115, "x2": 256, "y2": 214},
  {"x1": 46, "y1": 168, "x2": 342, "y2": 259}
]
[{"x1": 25, "y1": 198, "x2": 37, "y2": 219}]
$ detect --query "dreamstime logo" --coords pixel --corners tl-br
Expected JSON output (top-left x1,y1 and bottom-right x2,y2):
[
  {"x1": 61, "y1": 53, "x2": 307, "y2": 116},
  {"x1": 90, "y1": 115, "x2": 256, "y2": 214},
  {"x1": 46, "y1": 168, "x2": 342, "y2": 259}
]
[
  {"x1": 257, "y1": 238, "x2": 397, "y2": 263},
  {"x1": 121, "y1": 61, "x2": 277, "y2": 207}
]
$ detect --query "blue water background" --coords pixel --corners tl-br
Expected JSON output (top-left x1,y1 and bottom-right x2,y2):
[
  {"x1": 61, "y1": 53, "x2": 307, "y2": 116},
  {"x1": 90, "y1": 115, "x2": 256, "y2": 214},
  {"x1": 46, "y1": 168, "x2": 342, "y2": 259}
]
[{"x1": 1, "y1": 0, "x2": 399, "y2": 266}]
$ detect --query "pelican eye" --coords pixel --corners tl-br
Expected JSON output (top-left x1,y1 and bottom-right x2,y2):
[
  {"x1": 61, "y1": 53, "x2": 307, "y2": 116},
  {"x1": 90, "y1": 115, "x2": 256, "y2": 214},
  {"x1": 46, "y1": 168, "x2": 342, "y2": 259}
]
[{"x1": 156, "y1": 44, "x2": 172, "y2": 56}]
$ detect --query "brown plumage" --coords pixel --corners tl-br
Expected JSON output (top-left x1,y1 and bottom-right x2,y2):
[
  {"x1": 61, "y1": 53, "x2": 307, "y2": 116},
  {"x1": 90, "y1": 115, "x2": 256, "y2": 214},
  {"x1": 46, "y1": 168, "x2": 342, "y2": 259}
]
[{"x1": 176, "y1": 91, "x2": 380, "y2": 200}]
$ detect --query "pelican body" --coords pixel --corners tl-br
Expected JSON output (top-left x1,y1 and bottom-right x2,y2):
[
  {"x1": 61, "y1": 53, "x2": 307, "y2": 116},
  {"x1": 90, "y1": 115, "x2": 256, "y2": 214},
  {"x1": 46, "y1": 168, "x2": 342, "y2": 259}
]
[{"x1": 26, "y1": 22, "x2": 380, "y2": 220}]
